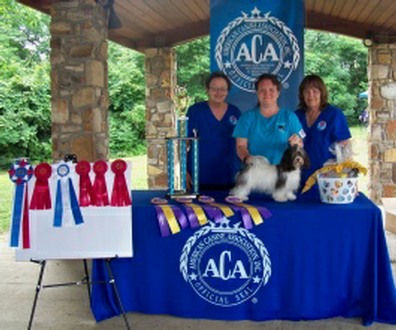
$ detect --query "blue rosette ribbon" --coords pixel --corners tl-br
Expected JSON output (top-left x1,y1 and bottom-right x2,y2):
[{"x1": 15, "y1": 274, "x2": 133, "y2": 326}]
[
  {"x1": 8, "y1": 159, "x2": 33, "y2": 247},
  {"x1": 53, "y1": 162, "x2": 84, "y2": 227}
]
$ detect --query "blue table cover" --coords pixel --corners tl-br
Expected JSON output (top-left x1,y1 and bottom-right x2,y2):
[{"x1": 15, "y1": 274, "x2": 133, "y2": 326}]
[{"x1": 91, "y1": 191, "x2": 396, "y2": 325}]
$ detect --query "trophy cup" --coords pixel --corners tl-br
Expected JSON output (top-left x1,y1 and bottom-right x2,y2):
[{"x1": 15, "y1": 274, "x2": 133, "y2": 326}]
[{"x1": 166, "y1": 87, "x2": 199, "y2": 198}]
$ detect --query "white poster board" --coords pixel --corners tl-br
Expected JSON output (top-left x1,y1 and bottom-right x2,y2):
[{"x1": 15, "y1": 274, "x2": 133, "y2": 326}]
[{"x1": 14, "y1": 161, "x2": 133, "y2": 261}]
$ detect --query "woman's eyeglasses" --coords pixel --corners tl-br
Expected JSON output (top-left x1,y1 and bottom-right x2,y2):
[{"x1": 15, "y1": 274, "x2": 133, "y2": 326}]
[{"x1": 209, "y1": 87, "x2": 228, "y2": 93}]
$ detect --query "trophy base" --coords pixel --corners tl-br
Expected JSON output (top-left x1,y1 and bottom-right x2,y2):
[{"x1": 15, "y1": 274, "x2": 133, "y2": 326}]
[{"x1": 167, "y1": 191, "x2": 199, "y2": 200}]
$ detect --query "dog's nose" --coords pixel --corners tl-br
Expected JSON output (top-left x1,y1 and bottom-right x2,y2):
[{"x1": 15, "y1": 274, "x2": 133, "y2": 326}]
[{"x1": 295, "y1": 156, "x2": 304, "y2": 165}]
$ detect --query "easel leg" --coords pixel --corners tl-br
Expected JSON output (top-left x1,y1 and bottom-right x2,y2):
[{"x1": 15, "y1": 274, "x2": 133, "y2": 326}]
[
  {"x1": 83, "y1": 259, "x2": 91, "y2": 302},
  {"x1": 28, "y1": 260, "x2": 46, "y2": 330},
  {"x1": 105, "y1": 259, "x2": 131, "y2": 330}
]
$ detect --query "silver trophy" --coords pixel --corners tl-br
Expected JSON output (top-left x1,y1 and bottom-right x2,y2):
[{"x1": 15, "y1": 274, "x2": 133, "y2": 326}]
[
  {"x1": 166, "y1": 118, "x2": 199, "y2": 199},
  {"x1": 166, "y1": 86, "x2": 198, "y2": 198}
]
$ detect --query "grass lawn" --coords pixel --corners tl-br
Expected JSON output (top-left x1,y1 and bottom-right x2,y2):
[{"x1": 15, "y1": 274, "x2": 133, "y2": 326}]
[
  {"x1": 0, "y1": 173, "x2": 13, "y2": 233},
  {"x1": 0, "y1": 128, "x2": 369, "y2": 233}
]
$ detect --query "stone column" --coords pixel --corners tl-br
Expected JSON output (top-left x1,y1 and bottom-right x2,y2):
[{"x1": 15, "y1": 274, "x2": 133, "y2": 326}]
[
  {"x1": 368, "y1": 42, "x2": 396, "y2": 203},
  {"x1": 50, "y1": 0, "x2": 109, "y2": 162},
  {"x1": 145, "y1": 48, "x2": 177, "y2": 189}
]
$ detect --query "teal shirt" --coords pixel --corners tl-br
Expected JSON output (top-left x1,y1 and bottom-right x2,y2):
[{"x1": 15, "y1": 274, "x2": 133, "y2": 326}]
[{"x1": 233, "y1": 107, "x2": 303, "y2": 165}]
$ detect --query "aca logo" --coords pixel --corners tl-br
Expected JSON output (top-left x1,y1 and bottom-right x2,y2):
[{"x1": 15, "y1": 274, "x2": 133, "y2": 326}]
[
  {"x1": 179, "y1": 219, "x2": 271, "y2": 307},
  {"x1": 215, "y1": 7, "x2": 300, "y2": 92}
]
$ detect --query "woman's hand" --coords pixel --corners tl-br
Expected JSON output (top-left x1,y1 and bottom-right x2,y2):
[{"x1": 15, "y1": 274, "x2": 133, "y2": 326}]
[
  {"x1": 289, "y1": 134, "x2": 303, "y2": 148},
  {"x1": 236, "y1": 138, "x2": 252, "y2": 164}
]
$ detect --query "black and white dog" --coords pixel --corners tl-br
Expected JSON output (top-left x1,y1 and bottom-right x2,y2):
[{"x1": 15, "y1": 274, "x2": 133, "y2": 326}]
[{"x1": 230, "y1": 145, "x2": 310, "y2": 202}]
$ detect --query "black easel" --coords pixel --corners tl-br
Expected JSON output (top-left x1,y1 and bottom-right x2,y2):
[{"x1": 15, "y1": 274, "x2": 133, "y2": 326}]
[{"x1": 27, "y1": 258, "x2": 130, "y2": 330}]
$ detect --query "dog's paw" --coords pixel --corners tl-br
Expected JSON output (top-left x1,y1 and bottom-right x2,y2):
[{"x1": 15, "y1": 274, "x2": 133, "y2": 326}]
[
  {"x1": 225, "y1": 196, "x2": 246, "y2": 203},
  {"x1": 232, "y1": 195, "x2": 248, "y2": 201},
  {"x1": 272, "y1": 194, "x2": 288, "y2": 202},
  {"x1": 287, "y1": 193, "x2": 297, "y2": 201},
  {"x1": 229, "y1": 188, "x2": 249, "y2": 202}
]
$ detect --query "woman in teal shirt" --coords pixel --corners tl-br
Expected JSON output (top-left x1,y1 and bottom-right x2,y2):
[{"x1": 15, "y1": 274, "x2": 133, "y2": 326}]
[{"x1": 233, "y1": 73, "x2": 304, "y2": 165}]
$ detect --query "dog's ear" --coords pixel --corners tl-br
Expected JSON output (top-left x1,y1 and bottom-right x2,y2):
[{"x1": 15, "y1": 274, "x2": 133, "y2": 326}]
[
  {"x1": 279, "y1": 146, "x2": 295, "y2": 171},
  {"x1": 302, "y1": 149, "x2": 311, "y2": 168}
]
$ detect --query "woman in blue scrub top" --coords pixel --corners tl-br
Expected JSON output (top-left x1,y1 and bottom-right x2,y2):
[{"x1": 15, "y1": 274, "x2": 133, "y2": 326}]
[
  {"x1": 233, "y1": 73, "x2": 304, "y2": 166},
  {"x1": 187, "y1": 72, "x2": 241, "y2": 189},
  {"x1": 295, "y1": 74, "x2": 351, "y2": 185}
]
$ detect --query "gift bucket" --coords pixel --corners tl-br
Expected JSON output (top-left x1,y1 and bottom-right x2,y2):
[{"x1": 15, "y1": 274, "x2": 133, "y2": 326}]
[{"x1": 317, "y1": 175, "x2": 358, "y2": 204}]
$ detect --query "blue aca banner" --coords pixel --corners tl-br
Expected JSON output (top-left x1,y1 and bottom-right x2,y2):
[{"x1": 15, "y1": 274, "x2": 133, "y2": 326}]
[{"x1": 210, "y1": 0, "x2": 305, "y2": 111}]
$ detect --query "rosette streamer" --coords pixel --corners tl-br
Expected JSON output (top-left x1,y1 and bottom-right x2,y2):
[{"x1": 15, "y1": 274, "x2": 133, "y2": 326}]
[
  {"x1": 180, "y1": 203, "x2": 207, "y2": 228},
  {"x1": 22, "y1": 184, "x2": 30, "y2": 248},
  {"x1": 226, "y1": 197, "x2": 272, "y2": 229},
  {"x1": 30, "y1": 162, "x2": 52, "y2": 210},
  {"x1": 110, "y1": 159, "x2": 131, "y2": 206},
  {"x1": 200, "y1": 204, "x2": 223, "y2": 223},
  {"x1": 75, "y1": 161, "x2": 94, "y2": 207},
  {"x1": 151, "y1": 198, "x2": 187, "y2": 237},
  {"x1": 198, "y1": 195, "x2": 234, "y2": 223},
  {"x1": 92, "y1": 160, "x2": 109, "y2": 206},
  {"x1": 53, "y1": 163, "x2": 84, "y2": 227},
  {"x1": 8, "y1": 159, "x2": 33, "y2": 247}
]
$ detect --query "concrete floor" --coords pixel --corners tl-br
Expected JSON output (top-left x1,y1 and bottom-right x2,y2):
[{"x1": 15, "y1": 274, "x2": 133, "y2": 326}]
[{"x1": 1, "y1": 232, "x2": 395, "y2": 330}]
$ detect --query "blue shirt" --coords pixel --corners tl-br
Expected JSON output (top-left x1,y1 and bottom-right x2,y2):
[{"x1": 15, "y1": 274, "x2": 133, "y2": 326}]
[
  {"x1": 187, "y1": 102, "x2": 241, "y2": 188},
  {"x1": 233, "y1": 107, "x2": 303, "y2": 165},
  {"x1": 295, "y1": 104, "x2": 352, "y2": 183}
]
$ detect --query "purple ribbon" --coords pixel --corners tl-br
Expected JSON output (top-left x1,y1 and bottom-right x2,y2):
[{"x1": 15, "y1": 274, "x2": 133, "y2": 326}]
[
  {"x1": 256, "y1": 206, "x2": 272, "y2": 219},
  {"x1": 173, "y1": 206, "x2": 188, "y2": 229},
  {"x1": 183, "y1": 205, "x2": 200, "y2": 228},
  {"x1": 154, "y1": 205, "x2": 188, "y2": 237},
  {"x1": 202, "y1": 205, "x2": 223, "y2": 223},
  {"x1": 229, "y1": 205, "x2": 272, "y2": 229},
  {"x1": 231, "y1": 205, "x2": 254, "y2": 229},
  {"x1": 154, "y1": 206, "x2": 171, "y2": 237}
]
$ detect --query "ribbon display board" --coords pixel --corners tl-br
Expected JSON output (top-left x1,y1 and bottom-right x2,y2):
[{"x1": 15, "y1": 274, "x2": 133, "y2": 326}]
[
  {"x1": 14, "y1": 160, "x2": 133, "y2": 261},
  {"x1": 210, "y1": 0, "x2": 305, "y2": 111}
]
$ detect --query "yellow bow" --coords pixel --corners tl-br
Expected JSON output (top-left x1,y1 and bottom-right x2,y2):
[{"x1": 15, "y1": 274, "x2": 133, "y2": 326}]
[{"x1": 302, "y1": 161, "x2": 367, "y2": 193}]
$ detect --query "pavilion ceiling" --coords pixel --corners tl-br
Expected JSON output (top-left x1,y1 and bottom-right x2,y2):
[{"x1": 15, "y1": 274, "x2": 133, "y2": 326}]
[{"x1": 19, "y1": 0, "x2": 396, "y2": 52}]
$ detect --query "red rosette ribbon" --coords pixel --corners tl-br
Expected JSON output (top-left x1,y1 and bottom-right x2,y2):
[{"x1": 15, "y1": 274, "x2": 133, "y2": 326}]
[
  {"x1": 110, "y1": 159, "x2": 131, "y2": 206},
  {"x1": 30, "y1": 163, "x2": 52, "y2": 210},
  {"x1": 92, "y1": 160, "x2": 109, "y2": 206},
  {"x1": 76, "y1": 161, "x2": 94, "y2": 207}
]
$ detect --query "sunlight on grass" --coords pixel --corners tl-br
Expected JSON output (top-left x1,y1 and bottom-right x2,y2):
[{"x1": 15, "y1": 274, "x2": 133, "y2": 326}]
[
  {"x1": 0, "y1": 173, "x2": 13, "y2": 233},
  {"x1": 126, "y1": 155, "x2": 148, "y2": 190}
]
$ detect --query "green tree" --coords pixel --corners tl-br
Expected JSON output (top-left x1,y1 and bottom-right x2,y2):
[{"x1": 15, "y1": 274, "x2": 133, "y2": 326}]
[
  {"x1": 176, "y1": 36, "x2": 210, "y2": 103},
  {"x1": 108, "y1": 42, "x2": 146, "y2": 157},
  {"x1": 304, "y1": 30, "x2": 368, "y2": 124},
  {"x1": 0, "y1": 0, "x2": 51, "y2": 167}
]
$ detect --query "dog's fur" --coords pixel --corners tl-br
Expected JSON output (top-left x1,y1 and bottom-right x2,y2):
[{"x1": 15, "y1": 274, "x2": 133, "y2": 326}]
[
  {"x1": 230, "y1": 145, "x2": 310, "y2": 202},
  {"x1": 325, "y1": 141, "x2": 353, "y2": 165}
]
